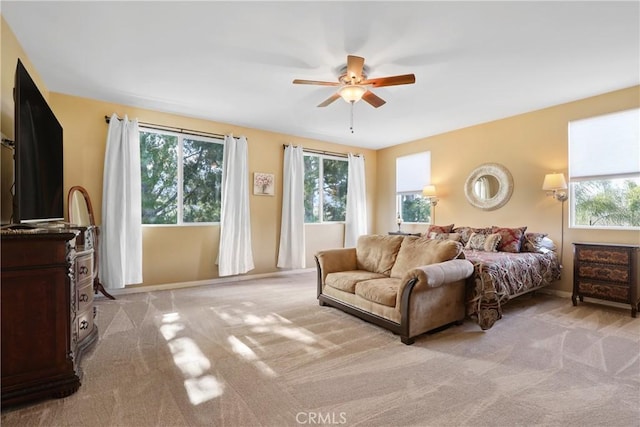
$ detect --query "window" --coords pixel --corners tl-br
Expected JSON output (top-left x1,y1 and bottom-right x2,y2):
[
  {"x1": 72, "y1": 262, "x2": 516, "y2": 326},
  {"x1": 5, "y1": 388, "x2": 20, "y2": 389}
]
[
  {"x1": 140, "y1": 128, "x2": 224, "y2": 224},
  {"x1": 396, "y1": 152, "x2": 432, "y2": 223},
  {"x1": 568, "y1": 108, "x2": 640, "y2": 229},
  {"x1": 304, "y1": 154, "x2": 348, "y2": 223}
]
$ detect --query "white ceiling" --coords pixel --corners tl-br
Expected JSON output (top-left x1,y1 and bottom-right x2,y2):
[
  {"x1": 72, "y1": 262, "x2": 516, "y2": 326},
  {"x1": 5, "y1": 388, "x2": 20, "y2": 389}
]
[{"x1": 2, "y1": 1, "x2": 639, "y2": 150}]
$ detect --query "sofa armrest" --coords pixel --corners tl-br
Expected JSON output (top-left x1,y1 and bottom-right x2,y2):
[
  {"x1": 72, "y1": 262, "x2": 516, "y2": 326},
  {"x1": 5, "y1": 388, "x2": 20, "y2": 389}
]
[
  {"x1": 407, "y1": 259, "x2": 474, "y2": 288},
  {"x1": 396, "y1": 259, "x2": 474, "y2": 308},
  {"x1": 315, "y1": 248, "x2": 358, "y2": 286}
]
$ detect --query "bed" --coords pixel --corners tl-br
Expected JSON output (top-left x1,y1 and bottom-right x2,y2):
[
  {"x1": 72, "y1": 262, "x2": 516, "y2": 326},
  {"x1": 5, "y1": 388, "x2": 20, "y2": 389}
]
[
  {"x1": 463, "y1": 249, "x2": 561, "y2": 330},
  {"x1": 426, "y1": 225, "x2": 562, "y2": 330}
]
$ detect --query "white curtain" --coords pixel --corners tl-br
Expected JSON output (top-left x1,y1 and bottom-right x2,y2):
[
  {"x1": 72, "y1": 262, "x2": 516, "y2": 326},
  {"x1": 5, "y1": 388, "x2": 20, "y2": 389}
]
[
  {"x1": 100, "y1": 113, "x2": 142, "y2": 289},
  {"x1": 344, "y1": 153, "x2": 367, "y2": 247},
  {"x1": 218, "y1": 135, "x2": 254, "y2": 276},
  {"x1": 277, "y1": 145, "x2": 305, "y2": 269}
]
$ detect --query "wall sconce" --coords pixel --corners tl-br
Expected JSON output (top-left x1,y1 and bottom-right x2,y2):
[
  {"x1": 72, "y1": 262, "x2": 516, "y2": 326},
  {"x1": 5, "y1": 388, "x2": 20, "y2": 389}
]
[
  {"x1": 542, "y1": 173, "x2": 567, "y2": 264},
  {"x1": 422, "y1": 185, "x2": 439, "y2": 224},
  {"x1": 422, "y1": 185, "x2": 439, "y2": 206},
  {"x1": 542, "y1": 173, "x2": 568, "y2": 202}
]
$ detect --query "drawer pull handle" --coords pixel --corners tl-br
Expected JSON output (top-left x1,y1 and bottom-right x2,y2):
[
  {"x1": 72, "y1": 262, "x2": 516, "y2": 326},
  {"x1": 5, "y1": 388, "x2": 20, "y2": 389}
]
[
  {"x1": 80, "y1": 320, "x2": 89, "y2": 330},
  {"x1": 79, "y1": 266, "x2": 89, "y2": 275},
  {"x1": 79, "y1": 293, "x2": 89, "y2": 302}
]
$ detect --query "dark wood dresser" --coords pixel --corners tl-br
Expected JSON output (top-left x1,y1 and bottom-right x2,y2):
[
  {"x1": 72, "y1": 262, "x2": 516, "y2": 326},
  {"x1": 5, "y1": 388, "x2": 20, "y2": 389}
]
[
  {"x1": 572, "y1": 242, "x2": 640, "y2": 317},
  {"x1": 1, "y1": 228, "x2": 98, "y2": 407}
]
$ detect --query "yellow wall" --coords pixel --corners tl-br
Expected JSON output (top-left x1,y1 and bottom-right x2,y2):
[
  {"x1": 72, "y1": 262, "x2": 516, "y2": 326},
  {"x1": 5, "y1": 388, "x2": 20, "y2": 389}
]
[
  {"x1": 50, "y1": 92, "x2": 377, "y2": 286},
  {"x1": 376, "y1": 86, "x2": 640, "y2": 294}
]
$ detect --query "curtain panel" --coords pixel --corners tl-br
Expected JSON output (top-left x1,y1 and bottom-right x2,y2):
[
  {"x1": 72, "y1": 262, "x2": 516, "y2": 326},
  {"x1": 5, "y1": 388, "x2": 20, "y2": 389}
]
[
  {"x1": 218, "y1": 135, "x2": 254, "y2": 276},
  {"x1": 344, "y1": 153, "x2": 367, "y2": 247},
  {"x1": 100, "y1": 113, "x2": 143, "y2": 289},
  {"x1": 277, "y1": 145, "x2": 305, "y2": 269}
]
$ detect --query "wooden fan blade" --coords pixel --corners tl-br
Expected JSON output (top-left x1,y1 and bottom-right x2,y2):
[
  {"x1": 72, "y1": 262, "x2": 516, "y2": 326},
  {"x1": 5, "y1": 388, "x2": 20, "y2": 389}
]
[
  {"x1": 361, "y1": 74, "x2": 416, "y2": 87},
  {"x1": 317, "y1": 93, "x2": 341, "y2": 107},
  {"x1": 293, "y1": 79, "x2": 340, "y2": 86},
  {"x1": 346, "y1": 55, "x2": 365, "y2": 81},
  {"x1": 362, "y1": 90, "x2": 386, "y2": 108}
]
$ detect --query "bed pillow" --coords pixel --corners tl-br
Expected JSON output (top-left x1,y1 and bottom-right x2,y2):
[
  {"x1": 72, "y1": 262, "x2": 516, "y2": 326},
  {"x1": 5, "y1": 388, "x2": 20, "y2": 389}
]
[
  {"x1": 426, "y1": 224, "x2": 455, "y2": 235},
  {"x1": 464, "y1": 232, "x2": 501, "y2": 252},
  {"x1": 428, "y1": 232, "x2": 461, "y2": 242},
  {"x1": 522, "y1": 232, "x2": 548, "y2": 253},
  {"x1": 491, "y1": 226, "x2": 527, "y2": 253},
  {"x1": 452, "y1": 226, "x2": 492, "y2": 246}
]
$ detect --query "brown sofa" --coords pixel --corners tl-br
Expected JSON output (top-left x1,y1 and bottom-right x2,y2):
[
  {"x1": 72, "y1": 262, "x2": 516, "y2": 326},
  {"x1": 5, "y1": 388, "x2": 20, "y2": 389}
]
[{"x1": 315, "y1": 234, "x2": 474, "y2": 344}]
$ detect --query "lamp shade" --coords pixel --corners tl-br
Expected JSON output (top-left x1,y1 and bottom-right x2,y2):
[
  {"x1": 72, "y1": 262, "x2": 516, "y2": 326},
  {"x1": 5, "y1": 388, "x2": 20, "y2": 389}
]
[
  {"x1": 422, "y1": 185, "x2": 437, "y2": 197},
  {"x1": 339, "y1": 85, "x2": 367, "y2": 103},
  {"x1": 542, "y1": 173, "x2": 567, "y2": 191}
]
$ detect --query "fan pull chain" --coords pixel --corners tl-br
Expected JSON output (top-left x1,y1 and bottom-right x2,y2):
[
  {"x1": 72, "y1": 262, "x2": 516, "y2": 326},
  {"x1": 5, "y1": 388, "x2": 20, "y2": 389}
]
[{"x1": 350, "y1": 101, "x2": 355, "y2": 133}]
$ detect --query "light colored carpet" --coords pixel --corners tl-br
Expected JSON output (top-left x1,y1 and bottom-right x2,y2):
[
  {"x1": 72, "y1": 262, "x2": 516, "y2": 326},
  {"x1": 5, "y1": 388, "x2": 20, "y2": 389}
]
[{"x1": 2, "y1": 270, "x2": 639, "y2": 427}]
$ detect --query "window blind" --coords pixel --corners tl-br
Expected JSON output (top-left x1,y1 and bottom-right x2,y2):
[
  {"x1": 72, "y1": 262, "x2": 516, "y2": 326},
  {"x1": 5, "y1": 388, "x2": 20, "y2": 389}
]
[
  {"x1": 569, "y1": 108, "x2": 640, "y2": 180},
  {"x1": 396, "y1": 151, "x2": 431, "y2": 193}
]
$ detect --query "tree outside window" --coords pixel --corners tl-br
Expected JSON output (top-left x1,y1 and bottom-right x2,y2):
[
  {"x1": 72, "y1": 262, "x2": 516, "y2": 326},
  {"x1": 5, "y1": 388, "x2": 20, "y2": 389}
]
[
  {"x1": 304, "y1": 154, "x2": 348, "y2": 223},
  {"x1": 140, "y1": 129, "x2": 223, "y2": 225}
]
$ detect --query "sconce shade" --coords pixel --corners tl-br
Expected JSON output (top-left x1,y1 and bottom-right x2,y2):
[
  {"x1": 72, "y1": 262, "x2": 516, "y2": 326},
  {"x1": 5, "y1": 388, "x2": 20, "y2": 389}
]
[
  {"x1": 542, "y1": 173, "x2": 567, "y2": 191},
  {"x1": 422, "y1": 185, "x2": 437, "y2": 198},
  {"x1": 339, "y1": 85, "x2": 367, "y2": 103}
]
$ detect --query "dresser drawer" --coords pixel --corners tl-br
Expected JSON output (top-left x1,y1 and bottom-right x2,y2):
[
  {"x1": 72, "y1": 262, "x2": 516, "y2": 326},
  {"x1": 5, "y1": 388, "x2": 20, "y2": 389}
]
[
  {"x1": 576, "y1": 247, "x2": 630, "y2": 265},
  {"x1": 77, "y1": 282, "x2": 94, "y2": 313},
  {"x1": 75, "y1": 252, "x2": 93, "y2": 286},
  {"x1": 77, "y1": 309, "x2": 94, "y2": 343},
  {"x1": 577, "y1": 280, "x2": 630, "y2": 303},
  {"x1": 577, "y1": 263, "x2": 630, "y2": 284}
]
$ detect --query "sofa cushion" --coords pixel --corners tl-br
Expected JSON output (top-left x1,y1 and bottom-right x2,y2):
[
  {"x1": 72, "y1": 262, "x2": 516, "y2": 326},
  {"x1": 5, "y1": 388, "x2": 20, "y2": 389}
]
[
  {"x1": 326, "y1": 270, "x2": 388, "y2": 294},
  {"x1": 356, "y1": 235, "x2": 404, "y2": 275},
  {"x1": 355, "y1": 277, "x2": 402, "y2": 307},
  {"x1": 390, "y1": 237, "x2": 464, "y2": 279}
]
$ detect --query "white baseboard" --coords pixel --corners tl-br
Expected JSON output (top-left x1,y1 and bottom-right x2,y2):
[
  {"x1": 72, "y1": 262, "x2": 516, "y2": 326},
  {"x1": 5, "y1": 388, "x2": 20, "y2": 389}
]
[{"x1": 97, "y1": 267, "x2": 316, "y2": 297}]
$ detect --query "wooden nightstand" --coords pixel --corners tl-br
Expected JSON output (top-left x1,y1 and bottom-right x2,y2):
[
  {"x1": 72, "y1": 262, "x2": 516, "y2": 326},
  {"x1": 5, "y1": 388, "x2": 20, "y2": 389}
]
[{"x1": 572, "y1": 242, "x2": 640, "y2": 317}]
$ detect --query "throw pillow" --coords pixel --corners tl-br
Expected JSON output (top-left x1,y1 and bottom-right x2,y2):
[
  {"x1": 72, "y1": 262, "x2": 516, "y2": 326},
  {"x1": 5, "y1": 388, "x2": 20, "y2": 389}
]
[
  {"x1": 429, "y1": 232, "x2": 461, "y2": 242},
  {"x1": 491, "y1": 226, "x2": 527, "y2": 253},
  {"x1": 464, "y1": 232, "x2": 501, "y2": 252},
  {"x1": 522, "y1": 232, "x2": 548, "y2": 253},
  {"x1": 426, "y1": 223, "x2": 455, "y2": 235},
  {"x1": 452, "y1": 226, "x2": 492, "y2": 246}
]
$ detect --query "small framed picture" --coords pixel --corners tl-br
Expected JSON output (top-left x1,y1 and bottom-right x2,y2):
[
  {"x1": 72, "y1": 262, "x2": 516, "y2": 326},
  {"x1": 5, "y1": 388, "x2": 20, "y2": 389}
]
[{"x1": 253, "y1": 172, "x2": 275, "y2": 196}]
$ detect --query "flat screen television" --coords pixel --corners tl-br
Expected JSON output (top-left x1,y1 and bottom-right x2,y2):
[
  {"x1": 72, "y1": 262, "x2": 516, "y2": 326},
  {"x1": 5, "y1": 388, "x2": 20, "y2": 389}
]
[{"x1": 13, "y1": 59, "x2": 64, "y2": 224}]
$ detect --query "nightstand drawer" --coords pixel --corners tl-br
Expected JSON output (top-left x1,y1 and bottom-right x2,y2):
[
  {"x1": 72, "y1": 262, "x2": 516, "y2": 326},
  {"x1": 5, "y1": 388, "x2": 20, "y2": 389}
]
[
  {"x1": 576, "y1": 247, "x2": 630, "y2": 265},
  {"x1": 577, "y1": 280, "x2": 630, "y2": 303},
  {"x1": 577, "y1": 263, "x2": 629, "y2": 284}
]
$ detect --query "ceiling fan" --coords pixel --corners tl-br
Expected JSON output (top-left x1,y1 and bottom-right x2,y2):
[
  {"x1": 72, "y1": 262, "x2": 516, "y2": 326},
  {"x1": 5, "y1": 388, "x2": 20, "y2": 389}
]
[{"x1": 293, "y1": 55, "x2": 416, "y2": 108}]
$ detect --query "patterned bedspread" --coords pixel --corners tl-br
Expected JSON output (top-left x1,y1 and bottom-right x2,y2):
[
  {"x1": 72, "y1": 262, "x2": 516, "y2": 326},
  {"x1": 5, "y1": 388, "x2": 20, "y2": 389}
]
[{"x1": 463, "y1": 249, "x2": 561, "y2": 330}]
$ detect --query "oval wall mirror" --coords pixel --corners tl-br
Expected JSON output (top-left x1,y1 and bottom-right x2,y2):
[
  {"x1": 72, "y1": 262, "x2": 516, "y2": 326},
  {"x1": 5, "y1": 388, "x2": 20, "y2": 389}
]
[
  {"x1": 68, "y1": 186, "x2": 94, "y2": 226},
  {"x1": 464, "y1": 163, "x2": 514, "y2": 211}
]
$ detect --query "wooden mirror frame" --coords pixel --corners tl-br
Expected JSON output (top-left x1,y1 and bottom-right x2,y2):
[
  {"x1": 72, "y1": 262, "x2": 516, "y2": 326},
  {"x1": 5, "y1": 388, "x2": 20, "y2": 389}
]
[
  {"x1": 464, "y1": 163, "x2": 514, "y2": 211},
  {"x1": 67, "y1": 186, "x2": 115, "y2": 300},
  {"x1": 67, "y1": 185, "x2": 95, "y2": 227}
]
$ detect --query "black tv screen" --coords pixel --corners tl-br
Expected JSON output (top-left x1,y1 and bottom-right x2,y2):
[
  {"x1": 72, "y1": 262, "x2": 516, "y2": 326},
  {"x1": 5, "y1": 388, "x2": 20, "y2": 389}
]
[{"x1": 14, "y1": 59, "x2": 64, "y2": 224}]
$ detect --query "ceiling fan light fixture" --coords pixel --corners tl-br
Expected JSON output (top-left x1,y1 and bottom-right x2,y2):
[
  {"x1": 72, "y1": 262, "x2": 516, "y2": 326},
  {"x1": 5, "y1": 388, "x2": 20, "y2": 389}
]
[{"x1": 338, "y1": 85, "x2": 367, "y2": 103}]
